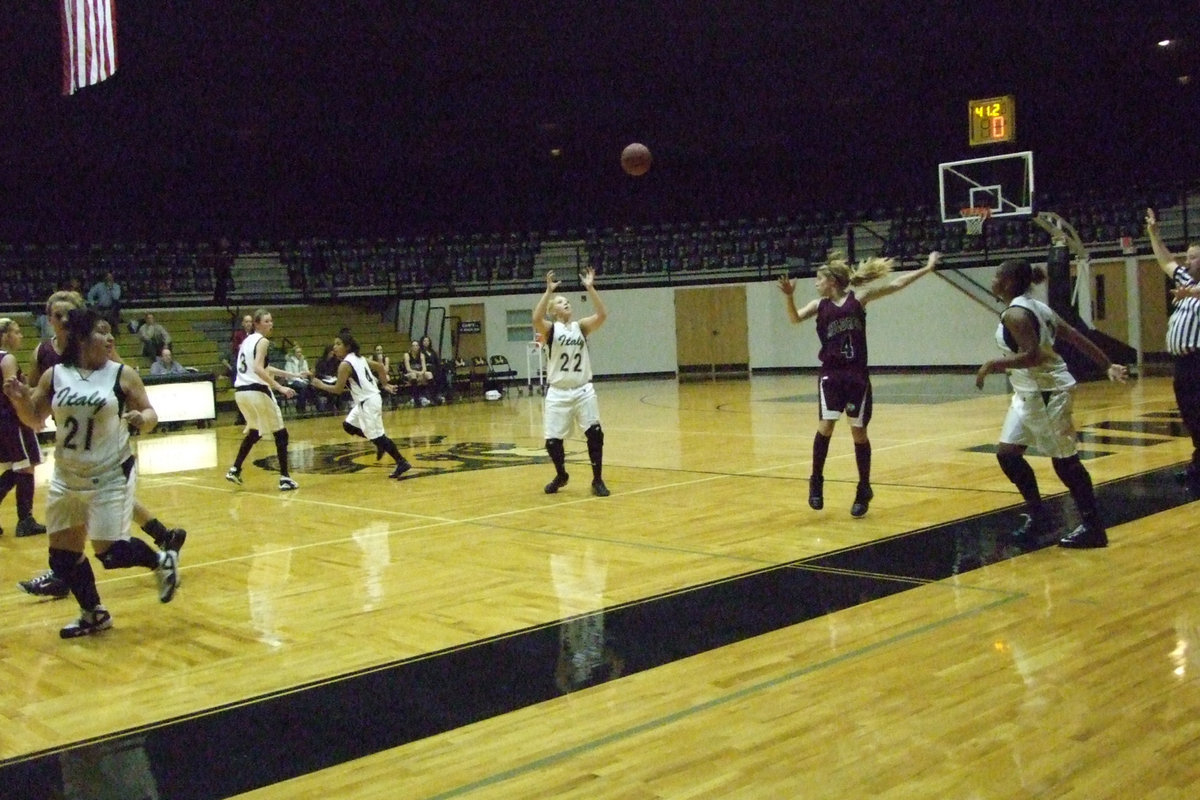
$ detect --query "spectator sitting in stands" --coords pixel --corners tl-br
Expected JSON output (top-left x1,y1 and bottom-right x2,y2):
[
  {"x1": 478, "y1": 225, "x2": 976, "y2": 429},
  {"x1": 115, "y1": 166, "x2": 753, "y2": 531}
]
[
  {"x1": 284, "y1": 344, "x2": 315, "y2": 414},
  {"x1": 150, "y1": 347, "x2": 187, "y2": 377},
  {"x1": 150, "y1": 348, "x2": 188, "y2": 431},
  {"x1": 315, "y1": 344, "x2": 345, "y2": 412},
  {"x1": 86, "y1": 271, "x2": 122, "y2": 328},
  {"x1": 138, "y1": 313, "x2": 171, "y2": 359},
  {"x1": 420, "y1": 335, "x2": 447, "y2": 404},
  {"x1": 370, "y1": 344, "x2": 392, "y2": 375},
  {"x1": 315, "y1": 344, "x2": 339, "y2": 378},
  {"x1": 403, "y1": 340, "x2": 433, "y2": 407}
]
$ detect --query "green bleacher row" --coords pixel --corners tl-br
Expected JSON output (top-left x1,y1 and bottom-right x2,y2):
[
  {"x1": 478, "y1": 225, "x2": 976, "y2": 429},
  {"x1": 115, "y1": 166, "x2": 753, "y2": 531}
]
[{"x1": 2, "y1": 305, "x2": 412, "y2": 402}]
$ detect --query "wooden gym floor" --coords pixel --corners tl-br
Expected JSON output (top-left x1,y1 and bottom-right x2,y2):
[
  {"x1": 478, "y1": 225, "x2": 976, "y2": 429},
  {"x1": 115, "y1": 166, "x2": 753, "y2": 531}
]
[{"x1": 2, "y1": 372, "x2": 1199, "y2": 799}]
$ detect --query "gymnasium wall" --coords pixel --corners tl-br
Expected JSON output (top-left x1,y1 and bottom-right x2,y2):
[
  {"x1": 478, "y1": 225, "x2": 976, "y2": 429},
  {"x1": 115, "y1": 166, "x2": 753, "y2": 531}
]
[{"x1": 449, "y1": 263, "x2": 1028, "y2": 380}]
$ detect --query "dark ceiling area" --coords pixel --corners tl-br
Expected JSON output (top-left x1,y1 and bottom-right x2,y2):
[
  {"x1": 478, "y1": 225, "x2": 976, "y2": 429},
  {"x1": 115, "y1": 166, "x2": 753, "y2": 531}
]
[{"x1": 3, "y1": 2, "x2": 1198, "y2": 241}]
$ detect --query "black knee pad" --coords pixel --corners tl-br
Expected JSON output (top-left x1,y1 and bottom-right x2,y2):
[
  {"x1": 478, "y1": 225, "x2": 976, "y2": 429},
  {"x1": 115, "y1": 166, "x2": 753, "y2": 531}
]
[
  {"x1": 585, "y1": 424, "x2": 604, "y2": 447},
  {"x1": 585, "y1": 425, "x2": 604, "y2": 466},
  {"x1": 96, "y1": 540, "x2": 133, "y2": 570},
  {"x1": 96, "y1": 539, "x2": 158, "y2": 570},
  {"x1": 49, "y1": 547, "x2": 82, "y2": 577},
  {"x1": 343, "y1": 421, "x2": 364, "y2": 438}
]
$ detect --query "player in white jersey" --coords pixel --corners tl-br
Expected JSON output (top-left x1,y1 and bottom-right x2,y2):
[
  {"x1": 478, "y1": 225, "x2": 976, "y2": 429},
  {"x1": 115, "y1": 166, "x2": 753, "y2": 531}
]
[
  {"x1": 975, "y1": 258, "x2": 1128, "y2": 549},
  {"x1": 18, "y1": 291, "x2": 186, "y2": 600},
  {"x1": 225, "y1": 309, "x2": 301, "y2": 490},
  {"x1": 532, "y1": 267, "x2": 610, "y2": 496},
  {"x1": 3, "y1": 308, "x2": 179, "y2": 638},
  {"x1": 308, "y1": 330, "x2": 412, "y2": 479}
]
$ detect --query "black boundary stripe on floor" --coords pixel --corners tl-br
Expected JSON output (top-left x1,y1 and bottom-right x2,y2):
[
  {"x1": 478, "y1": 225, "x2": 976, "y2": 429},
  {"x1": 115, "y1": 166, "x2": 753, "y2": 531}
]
[{"x1": 1, "y1": 463, "x2": 1191, "y2": 799}]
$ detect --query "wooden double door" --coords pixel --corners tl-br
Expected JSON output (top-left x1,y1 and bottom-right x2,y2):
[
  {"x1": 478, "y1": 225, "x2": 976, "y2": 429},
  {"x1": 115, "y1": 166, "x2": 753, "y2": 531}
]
[{"x1": 674, "y1": 285, "x2": 749, "y2": 380}]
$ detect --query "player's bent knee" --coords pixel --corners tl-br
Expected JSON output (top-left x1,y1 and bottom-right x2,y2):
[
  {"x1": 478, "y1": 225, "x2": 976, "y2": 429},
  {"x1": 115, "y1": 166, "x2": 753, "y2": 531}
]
[
  {"x1": 49, "y1": 547, "x2": 81, "y2": 576},
  {"x1": 96, "y1": 541, "x2": 131, "y2": 569}
]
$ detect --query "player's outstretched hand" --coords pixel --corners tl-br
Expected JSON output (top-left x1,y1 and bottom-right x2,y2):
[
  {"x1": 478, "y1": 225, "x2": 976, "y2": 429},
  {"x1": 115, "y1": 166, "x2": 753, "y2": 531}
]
[
  {"x1": 776, "y1": 275, "x2": 795, "y2": 295},
  {"x1": 580, "y1": 267, "x2": 596, "y2": 288},
  {"x1": 1146, "y1": 208, "x2": 1158, "y2": 228},
  {"x1": 927, "y1": 251, "x2": 942, "y2": 269},
  {"x1": 545, "y1": 270, "x2": 560, "y2": 291},
  {"x1": 1108, "y1": 364, "x2": 1129, "y2": 383}
]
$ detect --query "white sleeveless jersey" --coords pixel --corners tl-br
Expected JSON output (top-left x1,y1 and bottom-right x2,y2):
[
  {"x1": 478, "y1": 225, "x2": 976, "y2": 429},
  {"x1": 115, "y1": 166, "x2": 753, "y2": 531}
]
[
  {"x1": 995, "y1": 294, "x2": 1075, "y2": 392},
  {"x1": 50, "y1": 361, "x2": 132, "y2": 477},
  {"x1": 545, "y1": 321, "x2": 592, "y2": 389},
  {"x1": 234, "y1": 331, "x2": 268, "y2": 389},
  {"x1": 343, "y1": 352, "x2": 380, "y2": 404}
]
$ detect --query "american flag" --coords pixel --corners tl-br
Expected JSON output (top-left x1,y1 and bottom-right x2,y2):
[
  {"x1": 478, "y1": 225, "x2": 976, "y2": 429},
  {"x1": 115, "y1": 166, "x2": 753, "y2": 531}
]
[{"x1": 60, "y1": 0, "x2": 118, "y2": 96}]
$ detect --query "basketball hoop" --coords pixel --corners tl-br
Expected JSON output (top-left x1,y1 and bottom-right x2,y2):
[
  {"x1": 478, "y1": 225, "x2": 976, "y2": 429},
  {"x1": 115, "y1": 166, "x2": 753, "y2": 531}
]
[{"x1": 959, "y1": 206, "x2": 992, "y2": 236}]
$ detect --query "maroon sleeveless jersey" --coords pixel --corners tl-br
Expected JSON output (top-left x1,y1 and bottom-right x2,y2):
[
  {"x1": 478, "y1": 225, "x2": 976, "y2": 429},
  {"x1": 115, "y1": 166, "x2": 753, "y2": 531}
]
[
  {"x1": 815, "y1": 291, "x2": 868, "y2": 375},
  {"x1": 36, "y1": 339, "x2": 63, "y2": 376}
]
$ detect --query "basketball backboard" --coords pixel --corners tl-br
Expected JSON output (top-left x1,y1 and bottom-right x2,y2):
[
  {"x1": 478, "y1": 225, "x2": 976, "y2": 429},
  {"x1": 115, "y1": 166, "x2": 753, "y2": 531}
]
[{"x1": 938, "y1": 151, "x2": 1034, "y2": 223}]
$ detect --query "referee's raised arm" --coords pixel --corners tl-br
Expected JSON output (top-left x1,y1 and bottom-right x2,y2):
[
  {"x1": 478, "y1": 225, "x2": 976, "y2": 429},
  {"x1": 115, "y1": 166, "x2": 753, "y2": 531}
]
[{"x1": 1146, "y1": 208, "x2": 1177, "y2": 276}]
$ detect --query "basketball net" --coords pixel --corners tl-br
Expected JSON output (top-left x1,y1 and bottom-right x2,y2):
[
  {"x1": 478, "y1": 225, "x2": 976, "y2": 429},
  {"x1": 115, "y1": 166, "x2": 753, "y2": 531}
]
[
  {"x1": 1032, "y1": 211, "x2": 1093, "y2": 327},
  {"x1": 959, "y1": 206, "x2": 992, "y2": 236}
]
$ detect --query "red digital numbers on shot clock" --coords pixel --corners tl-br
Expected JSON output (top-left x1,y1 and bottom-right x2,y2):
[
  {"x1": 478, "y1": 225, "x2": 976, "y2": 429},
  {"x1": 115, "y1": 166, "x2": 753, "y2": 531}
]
[{"x1": 968, "y1": 96, "x2": 1015, "y2": 146}]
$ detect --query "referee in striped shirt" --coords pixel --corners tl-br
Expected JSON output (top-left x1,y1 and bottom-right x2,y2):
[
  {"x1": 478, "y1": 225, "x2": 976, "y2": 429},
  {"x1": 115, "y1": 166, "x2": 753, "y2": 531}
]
[{"x1": 1147, "y1": 208, "x2": 1200, "y2": 484}]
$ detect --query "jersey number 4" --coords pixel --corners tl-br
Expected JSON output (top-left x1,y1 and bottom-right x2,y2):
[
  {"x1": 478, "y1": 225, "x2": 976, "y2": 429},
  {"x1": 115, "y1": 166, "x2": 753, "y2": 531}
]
[{"x1": 839, "y1": 337, "x2": 855, "y2": 361}]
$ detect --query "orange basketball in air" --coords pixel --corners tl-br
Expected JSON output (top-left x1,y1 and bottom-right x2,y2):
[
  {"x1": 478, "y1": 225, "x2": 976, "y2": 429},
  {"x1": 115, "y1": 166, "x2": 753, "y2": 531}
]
[{"x1": 620, "y1": 142, "x2": 652, "y2": 176}]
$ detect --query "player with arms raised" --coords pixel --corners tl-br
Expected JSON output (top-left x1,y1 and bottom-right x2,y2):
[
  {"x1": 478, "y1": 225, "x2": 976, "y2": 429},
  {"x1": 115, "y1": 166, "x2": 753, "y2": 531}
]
[
  {"x1": 778, "y1": 251, "x2": 940, "y2": 516},
  {"x1": 533, "y1": 268, "x2": 610, "y2": 497}
]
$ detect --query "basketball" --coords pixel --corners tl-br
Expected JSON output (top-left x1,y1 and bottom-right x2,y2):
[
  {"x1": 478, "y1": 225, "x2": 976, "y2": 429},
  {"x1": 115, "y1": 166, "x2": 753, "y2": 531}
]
[{"x1": 620, "y1": 142, "x2": 652, "y2": 176}]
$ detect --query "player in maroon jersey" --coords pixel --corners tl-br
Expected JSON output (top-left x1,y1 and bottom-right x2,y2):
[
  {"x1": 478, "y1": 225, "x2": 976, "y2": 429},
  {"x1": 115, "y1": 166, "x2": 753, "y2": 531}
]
[
  {"x1": 0, "y1": 318, "x2": 46, "y2": 537},
  {"x1": 778, "y1": 250, "x2": 940, "y2": 516}
]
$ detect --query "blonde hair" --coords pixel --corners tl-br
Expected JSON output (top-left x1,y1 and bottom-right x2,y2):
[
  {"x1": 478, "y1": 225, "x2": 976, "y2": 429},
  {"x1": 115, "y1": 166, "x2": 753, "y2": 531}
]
[
  {"x1": 46, "y1": 290, "x2": 85, "y2": 315},
  {"x1": 817, "y1": 251, "x2": 894, "y2": 290},
  {"x1": 0, "y1": 317, "x2": 15, "y2": 337}
]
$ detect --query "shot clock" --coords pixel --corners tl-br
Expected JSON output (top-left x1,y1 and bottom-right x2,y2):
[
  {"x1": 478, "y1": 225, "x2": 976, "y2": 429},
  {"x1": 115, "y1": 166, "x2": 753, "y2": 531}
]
[{"x1": 968, "y1": 95, "x2": 1015, "y2": 146}]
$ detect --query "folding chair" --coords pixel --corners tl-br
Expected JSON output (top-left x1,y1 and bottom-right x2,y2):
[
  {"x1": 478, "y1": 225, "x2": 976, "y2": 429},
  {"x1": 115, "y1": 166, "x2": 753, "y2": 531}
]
[
  {"x1": 488, "y1": 355, "x2": 519, "y2": 395},
  {"x1": 471, "y1": 356, "x2": 490, "y2": 395},
  {"x1": 447, "y1": 358, "x2": 471, "y2": 400}
]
